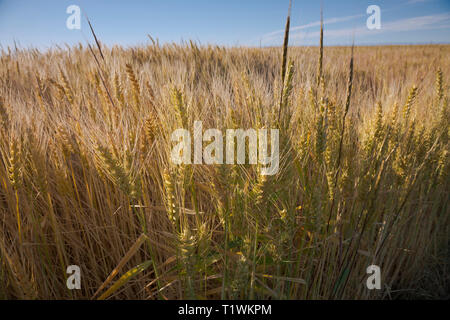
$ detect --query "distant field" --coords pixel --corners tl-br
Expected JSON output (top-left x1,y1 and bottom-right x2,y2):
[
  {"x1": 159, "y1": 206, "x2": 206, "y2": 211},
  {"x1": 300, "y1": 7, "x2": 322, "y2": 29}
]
[{"x1": 0, "y1": 43, "x2": 448, "y2": 299}]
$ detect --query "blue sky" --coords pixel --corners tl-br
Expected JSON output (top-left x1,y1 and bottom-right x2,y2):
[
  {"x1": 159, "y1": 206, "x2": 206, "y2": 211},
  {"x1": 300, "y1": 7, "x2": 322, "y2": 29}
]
[{"x1": 0, "y1": 0, "x2": 449, "y2": 49}]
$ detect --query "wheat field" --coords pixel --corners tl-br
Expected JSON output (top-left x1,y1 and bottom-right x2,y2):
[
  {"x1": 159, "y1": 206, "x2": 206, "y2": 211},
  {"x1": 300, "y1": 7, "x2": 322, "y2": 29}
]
[{"x1": 0, "y1": 34, "x2": 448, "y2": 299}]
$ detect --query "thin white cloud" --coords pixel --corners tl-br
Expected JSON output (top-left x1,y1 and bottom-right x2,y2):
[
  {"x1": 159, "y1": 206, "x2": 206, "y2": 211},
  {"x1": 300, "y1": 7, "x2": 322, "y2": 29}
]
[
  {"x1": 383, "y1": 12, "x2": 450, "y2": 31},
  {"x1": 407, "y1": 0, "x2": 431, "y2": 5},
  {"x1": 261, "y1": 13, "x2": 364, "y2": 43},
  {"x1": 262, "y1": 12, "x2": 450, "y2": 44}
]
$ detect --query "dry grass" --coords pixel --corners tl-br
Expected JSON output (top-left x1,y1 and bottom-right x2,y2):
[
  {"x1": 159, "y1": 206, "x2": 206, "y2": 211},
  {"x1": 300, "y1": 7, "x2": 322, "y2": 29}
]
[{"x1": 0, "y1": 39, "x2": 448, "y2": 299}]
